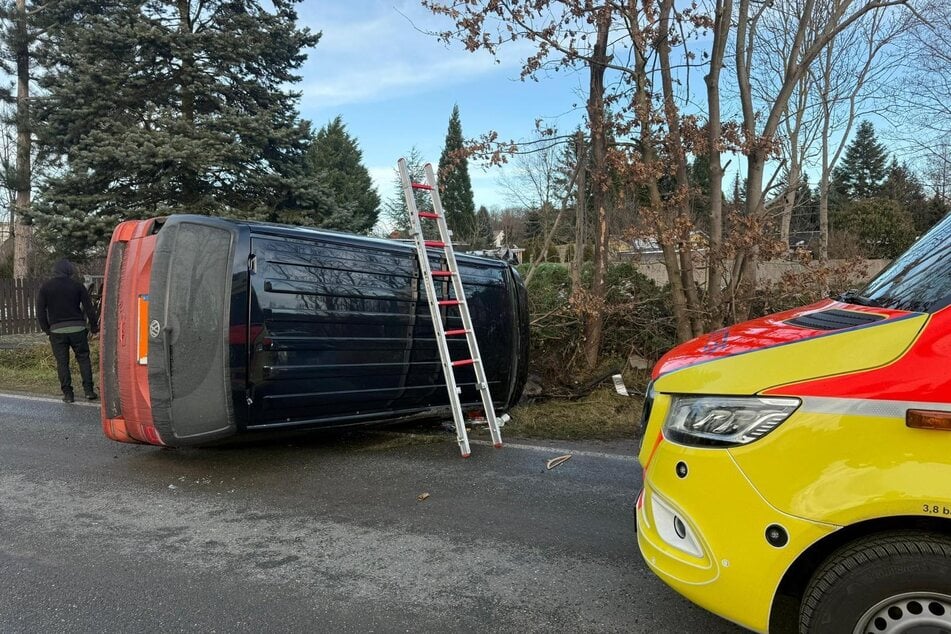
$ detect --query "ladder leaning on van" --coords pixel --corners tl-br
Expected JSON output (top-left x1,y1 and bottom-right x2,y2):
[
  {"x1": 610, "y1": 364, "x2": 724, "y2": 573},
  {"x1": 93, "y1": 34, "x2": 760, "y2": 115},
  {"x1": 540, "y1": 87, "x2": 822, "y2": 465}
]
[{"x1": 397, "y1": 158, "x2": 503, "y2": 458}]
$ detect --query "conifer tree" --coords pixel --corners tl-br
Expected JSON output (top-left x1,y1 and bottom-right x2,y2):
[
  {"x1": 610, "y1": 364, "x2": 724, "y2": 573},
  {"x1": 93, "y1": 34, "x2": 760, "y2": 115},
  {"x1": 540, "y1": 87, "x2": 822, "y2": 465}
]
[
  {"x1": 307, "y1": 116, "x2": 380, "y2": 234},
  {"x1": 831, "y1": 120, "x2": 889, "y2": 200},
  {"x1": 881, "y1": 159, "x2": 934, "y2": 234},
  {"x1": 384, "y1": 146, "x2": 427, "y2": 236},
  {"x1": 790, "y1": 174, "x2": 819, "y2": 238},
  {"x1": 32, "y1": 0, "x2": 333, "y2": 257},
  {"x1": 473, "y1": 205, "x2": 494, "y2": 249},
  {"x1": 437, "y1": 105, "x2": 476, "y2": 242}
]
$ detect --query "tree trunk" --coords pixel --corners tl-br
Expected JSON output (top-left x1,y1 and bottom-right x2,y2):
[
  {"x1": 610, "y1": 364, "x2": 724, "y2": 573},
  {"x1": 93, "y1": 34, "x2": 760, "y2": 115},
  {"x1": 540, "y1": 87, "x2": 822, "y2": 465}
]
[
  {"x1": 571, "y1": 131, "x2": 586, "y2": 294},
  {"x1": 738, "y1": 150, "x2": 767, "y2": 320},
  {"x1": 780, "y1": 161, "x2": 800, "y2": 247},
  {"x1": 662, "y1": 242, "x2": 692, "y2": 342},
  {"x1": 13, "y1": 0, "x2": 31, "y2": 279},
  {"x1": 818, "y1": 171, "x2": 830, "y2": 262},
  {"x1": 658, "y1": 0, "x2": 701, "y2": 337},
  {"x1": 704, "y1": 0, "x2": 732, "y2": 331},
  {"x1": 581, "y1": 11, "x2": 610, "y2": 370}
]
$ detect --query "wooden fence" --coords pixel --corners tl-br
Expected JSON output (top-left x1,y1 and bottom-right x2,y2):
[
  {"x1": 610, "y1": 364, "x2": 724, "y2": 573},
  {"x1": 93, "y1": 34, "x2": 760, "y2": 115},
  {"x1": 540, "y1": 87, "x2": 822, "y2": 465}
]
[{"x1": 0, "y1": 278, "x2": 42, "y2": 335}]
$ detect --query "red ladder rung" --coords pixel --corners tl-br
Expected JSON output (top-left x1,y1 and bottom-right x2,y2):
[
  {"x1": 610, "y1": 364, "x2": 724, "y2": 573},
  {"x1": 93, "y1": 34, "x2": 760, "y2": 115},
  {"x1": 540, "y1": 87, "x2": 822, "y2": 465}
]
[
  {"x1": 424, "y1": 240, "x2": 447, "y2": 248},
  {"x1": 418, "y1": 211, "x2": 440, "y2": 219},
  {"x1": 452, "y1": 358, "x2": 475, "y2": 367},
  {"x1": 438, "y1": 299, "x2": 462, "y2": 306},
  {"x1": 444, "y1": 328, "x2": 468, "y2": 336},
  {"x1": 431, "y1": 270, "x2": 454, "y2": 277},
  {"x1": 411, "y1": 182, "x2": 434, "y2": 191}
]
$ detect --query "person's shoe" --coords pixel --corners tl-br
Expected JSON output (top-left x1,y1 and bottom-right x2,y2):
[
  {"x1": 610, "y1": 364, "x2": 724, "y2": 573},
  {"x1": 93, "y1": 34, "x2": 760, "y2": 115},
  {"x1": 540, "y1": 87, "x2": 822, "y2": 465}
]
[
  {"x1": 62, "y1": 392, "x2": 75, "y2": 403},
  {"x1": 85, "y1": 391, "x2": 99, "y2": 401}
]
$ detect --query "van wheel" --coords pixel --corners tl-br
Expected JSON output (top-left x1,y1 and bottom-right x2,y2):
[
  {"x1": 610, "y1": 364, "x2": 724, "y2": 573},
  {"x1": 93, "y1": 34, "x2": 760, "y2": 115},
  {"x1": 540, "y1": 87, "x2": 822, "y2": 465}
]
[{"x1": 799, "y1": 531, "x2": 951, "y2": 634}]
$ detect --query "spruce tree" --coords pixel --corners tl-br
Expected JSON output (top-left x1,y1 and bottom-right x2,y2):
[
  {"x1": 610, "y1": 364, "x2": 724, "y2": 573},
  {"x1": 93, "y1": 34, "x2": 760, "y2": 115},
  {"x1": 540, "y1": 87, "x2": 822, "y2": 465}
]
[
  {"x1": 437, "y1": 105, "x2": 476, "y2": 242},
  {"x1": 31, "y1": 0, "x2": 334, "y2": 258},
  {"x1": 790, "y1": 174, "x2": 819, "y2": 239},
  {"x1": 307, "y1": 116, "x2": 380, "y2": 234},
  {"x1": 831, "y1": 120, "x2": 888, "y2": 200},
  {"x1": 882, "y1": 159, "x2": 933, "y2": 234},
  {"x1": 473, "y1": 205, "x2": 494, "y2": 249},
  {"x1": 384, "y1": 146, "x2": 427, "y2": 237}
]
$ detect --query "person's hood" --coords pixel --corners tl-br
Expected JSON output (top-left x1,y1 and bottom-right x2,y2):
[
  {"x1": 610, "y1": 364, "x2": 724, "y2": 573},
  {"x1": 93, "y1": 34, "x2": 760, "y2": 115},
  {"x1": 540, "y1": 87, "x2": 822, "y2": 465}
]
[
  {"x1": 651, "y1": 299, "x2": 928, "y2": 395},
  {"x1": 52, "y1": 259, "x2": 76, "y2": 278}
]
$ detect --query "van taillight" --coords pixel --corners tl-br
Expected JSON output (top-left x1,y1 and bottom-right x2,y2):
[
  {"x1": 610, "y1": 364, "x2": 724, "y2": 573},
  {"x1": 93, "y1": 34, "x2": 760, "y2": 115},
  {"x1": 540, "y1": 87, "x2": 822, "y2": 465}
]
[{"x1": 137, "y1": 295, "x2": 149, "y2": 365}]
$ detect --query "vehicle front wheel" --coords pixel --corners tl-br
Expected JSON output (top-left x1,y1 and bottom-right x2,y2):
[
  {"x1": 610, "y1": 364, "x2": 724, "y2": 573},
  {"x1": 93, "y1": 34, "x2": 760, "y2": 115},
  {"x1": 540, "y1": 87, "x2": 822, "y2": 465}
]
[{"x1": 799, "y1": 531, "x2": 951, "y2": 634}]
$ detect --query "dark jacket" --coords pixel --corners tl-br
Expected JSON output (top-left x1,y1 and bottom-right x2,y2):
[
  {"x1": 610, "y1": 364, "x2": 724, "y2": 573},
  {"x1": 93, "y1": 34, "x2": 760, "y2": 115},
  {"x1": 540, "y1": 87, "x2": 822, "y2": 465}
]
[{"x1": 36, "y1": 260, "x2": 99, "y2": 335}]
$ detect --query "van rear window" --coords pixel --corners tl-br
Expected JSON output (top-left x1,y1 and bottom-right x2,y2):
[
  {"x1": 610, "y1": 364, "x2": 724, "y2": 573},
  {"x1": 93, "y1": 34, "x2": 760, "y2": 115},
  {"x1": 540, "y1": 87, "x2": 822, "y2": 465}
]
[{"x1": 861, "y1": 214, "x2": 951, "y2": 313}]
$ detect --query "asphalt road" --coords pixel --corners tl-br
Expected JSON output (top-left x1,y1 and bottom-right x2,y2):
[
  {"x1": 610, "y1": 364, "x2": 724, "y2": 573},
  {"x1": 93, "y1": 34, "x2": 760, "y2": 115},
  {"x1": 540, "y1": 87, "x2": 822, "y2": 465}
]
[{"x1": 0, "y1": 394, "x2": 743, "y2": 633}]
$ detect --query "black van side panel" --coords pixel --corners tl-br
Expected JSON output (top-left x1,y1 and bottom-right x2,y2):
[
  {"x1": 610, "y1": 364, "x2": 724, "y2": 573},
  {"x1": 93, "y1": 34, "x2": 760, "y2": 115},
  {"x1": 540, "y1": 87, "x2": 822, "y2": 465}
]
[
  {"x1": 247, "y1": 231, "x2": 518, "y2": 428},
  {"x1": 148, "y1": 220, "x2": 236, "y2": 443}
]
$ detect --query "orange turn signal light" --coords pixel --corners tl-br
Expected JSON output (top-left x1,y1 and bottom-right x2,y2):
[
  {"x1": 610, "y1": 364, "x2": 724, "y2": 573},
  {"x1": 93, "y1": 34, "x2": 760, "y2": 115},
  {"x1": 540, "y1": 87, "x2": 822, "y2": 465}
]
[{"x1": 906, "y1": 409, "x2": 951, "y2": 431}]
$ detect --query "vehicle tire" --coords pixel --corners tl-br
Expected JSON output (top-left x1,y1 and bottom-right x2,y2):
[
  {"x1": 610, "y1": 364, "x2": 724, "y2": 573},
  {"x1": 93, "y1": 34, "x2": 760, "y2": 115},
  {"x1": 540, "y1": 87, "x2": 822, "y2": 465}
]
[{"x1": 799, "y1": 531, "x2": 951, "y2": 634}]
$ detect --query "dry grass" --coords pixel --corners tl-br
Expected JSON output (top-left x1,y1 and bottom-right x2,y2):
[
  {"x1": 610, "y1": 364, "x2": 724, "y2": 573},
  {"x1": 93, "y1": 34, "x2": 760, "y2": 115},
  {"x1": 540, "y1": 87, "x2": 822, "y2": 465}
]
[
  {"x1": 504, "y1": 387, "x2": 644, "y2": 441},
  {"x1": 0, "y1": 340, "x2": 100, "y2": 396}
]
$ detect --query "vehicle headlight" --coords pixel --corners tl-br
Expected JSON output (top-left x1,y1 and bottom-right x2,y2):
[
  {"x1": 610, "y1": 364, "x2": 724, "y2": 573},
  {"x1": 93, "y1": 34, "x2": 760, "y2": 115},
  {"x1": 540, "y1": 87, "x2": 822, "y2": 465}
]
[{"x1": 663, "y1": 396, "x2": 800, "y2": 447}]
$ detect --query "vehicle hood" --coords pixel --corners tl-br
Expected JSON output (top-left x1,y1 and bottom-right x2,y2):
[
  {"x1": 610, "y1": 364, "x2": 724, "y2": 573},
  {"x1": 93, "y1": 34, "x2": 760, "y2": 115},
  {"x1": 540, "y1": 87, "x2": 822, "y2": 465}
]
[{"x1": 651, "y1": 299, "x2": 928, "y2": 395}]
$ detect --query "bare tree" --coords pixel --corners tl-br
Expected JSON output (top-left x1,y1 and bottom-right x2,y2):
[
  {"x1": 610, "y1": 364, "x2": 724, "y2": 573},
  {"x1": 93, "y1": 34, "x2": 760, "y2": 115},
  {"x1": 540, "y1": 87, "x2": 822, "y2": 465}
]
[
  {"x1": 705, "y1": 0, "x2": 735, "y2": 330},
  {"x1": 733, "y1": 0, "x2": 909, "y2": 307},
  {"x1": 814, "y1": 4, "x2": 910, "y2": 259},
  {"x1": 895, "y1": 2, "x2": 951, "y2": 205},
  {"x1": 424, "y1": 0, "x2": 618, "y2": 367}
]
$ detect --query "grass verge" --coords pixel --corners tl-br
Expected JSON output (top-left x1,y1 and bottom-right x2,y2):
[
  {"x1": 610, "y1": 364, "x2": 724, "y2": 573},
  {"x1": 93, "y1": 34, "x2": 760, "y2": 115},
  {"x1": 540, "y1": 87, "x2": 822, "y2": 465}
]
[
  {"x1": 0, "y1": 340, "x2": 100, "y2": 396},
  {"x1": 504, "y1": 387, "x2": 643, "y2": 441}
]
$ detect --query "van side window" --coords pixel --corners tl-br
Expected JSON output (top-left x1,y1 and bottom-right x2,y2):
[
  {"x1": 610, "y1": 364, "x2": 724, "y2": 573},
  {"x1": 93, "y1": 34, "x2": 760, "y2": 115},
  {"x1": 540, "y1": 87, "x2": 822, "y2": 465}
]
[{"x1": 861, "y1": 216, "x2": 951, "y2": 313}]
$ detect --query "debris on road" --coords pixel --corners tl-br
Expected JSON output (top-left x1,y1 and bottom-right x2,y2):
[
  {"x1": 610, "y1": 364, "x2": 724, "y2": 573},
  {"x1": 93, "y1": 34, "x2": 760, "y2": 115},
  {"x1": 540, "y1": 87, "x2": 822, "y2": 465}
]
[
  {"x1": 416, "y1": 492, "x2": 431, "y2": 502},
  {"x1": 546, "y1": 454, "x2": 572, "y2": 470},
  {"x1": 612, "y1": 374, "x2": 630, "y2": 397}
]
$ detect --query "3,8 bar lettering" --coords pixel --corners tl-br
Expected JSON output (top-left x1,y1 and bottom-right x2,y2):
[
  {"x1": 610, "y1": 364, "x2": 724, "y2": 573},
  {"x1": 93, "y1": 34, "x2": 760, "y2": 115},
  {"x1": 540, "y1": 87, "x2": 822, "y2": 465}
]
[{"x1": 922, "y1": 504, "x2": 951, "y2": 515}]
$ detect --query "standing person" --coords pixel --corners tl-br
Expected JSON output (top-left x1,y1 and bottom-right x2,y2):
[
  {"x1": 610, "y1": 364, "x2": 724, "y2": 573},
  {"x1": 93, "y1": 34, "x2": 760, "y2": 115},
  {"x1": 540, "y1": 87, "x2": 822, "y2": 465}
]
[{"x1": 36, "y1": 259, "x2": 99, "y2": 403}]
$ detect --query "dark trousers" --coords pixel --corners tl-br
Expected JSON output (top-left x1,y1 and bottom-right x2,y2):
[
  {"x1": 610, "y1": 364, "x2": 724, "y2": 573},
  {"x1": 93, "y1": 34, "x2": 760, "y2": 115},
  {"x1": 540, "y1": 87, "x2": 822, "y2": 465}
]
[{"x1": 49, "y1": 330, "x2": 94, "y2": 396}]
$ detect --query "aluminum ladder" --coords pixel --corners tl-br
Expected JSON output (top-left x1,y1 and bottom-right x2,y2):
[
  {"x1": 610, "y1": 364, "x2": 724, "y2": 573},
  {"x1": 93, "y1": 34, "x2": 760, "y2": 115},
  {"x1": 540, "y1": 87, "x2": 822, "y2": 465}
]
[{"x1": 398, "y1": 158, "x2": 503, "y2": 457}]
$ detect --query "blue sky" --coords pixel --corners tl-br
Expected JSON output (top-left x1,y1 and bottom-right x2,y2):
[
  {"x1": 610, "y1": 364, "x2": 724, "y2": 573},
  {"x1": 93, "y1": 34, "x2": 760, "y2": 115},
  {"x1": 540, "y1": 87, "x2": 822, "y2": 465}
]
[{"x1": 294, "y1": 1, "x2": 588, "y2": 213}]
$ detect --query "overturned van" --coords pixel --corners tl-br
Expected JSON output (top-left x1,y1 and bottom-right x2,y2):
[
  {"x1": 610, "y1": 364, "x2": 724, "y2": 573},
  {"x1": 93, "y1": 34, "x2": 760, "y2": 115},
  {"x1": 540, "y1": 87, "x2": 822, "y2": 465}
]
[{"x1": 100, "y1": 215, "x2": 529, "y2": 446}]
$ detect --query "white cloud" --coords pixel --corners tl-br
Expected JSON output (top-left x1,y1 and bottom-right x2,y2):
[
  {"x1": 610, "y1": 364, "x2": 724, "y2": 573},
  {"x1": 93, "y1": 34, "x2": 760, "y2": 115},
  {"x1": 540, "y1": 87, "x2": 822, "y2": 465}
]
[
  {"x1": 298, "y1": 2, "x2": 525, "y2": 107},
  {"x1": 301, "y1": 55, "x2": 502, "y2": 107}
]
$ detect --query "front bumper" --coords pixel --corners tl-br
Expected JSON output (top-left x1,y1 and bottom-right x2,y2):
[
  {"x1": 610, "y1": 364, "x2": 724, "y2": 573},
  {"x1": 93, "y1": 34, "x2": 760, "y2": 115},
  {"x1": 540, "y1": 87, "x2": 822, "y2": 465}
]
[{"x1": 636, "y1": 438, "x2": 836, "y2": 632}]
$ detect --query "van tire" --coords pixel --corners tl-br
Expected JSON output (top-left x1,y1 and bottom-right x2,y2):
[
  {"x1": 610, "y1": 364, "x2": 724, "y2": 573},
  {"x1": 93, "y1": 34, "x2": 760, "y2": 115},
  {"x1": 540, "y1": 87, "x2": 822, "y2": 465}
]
[{"x1": 799, "y1": 531, "x2": 951, "y2": 633}]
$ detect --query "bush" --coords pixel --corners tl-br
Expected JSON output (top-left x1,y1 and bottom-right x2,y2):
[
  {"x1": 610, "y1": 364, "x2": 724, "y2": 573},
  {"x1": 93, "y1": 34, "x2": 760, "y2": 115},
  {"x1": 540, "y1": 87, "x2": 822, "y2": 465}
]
[
  {"x1": 518, "y1": 262, "x2": 675, "y2": 385},
  {"x1": 832, "y1": 198, "x2": 915, "y2": 258}
]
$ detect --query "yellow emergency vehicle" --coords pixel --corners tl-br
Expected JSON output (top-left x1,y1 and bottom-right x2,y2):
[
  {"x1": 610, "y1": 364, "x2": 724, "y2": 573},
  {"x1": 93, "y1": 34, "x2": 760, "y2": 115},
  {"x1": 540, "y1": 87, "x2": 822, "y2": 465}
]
[{"x1": 637, "y1": 215, "x2": 951, "y2": 633}]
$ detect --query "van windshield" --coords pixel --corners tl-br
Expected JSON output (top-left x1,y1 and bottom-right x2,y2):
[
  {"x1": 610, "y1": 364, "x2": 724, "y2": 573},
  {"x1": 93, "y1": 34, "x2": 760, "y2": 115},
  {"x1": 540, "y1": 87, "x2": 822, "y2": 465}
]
[{"x1": 860, "y1": 214, "x2": 951, "y2": 313}]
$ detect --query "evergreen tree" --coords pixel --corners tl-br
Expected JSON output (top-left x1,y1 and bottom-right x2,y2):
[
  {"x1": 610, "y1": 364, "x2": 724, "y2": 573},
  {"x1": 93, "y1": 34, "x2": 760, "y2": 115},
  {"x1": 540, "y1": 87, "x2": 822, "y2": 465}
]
[
  {"x1": 307, "y1": 116, "x2": 380, "y2": 234},
  {"x1": 437, "y1": 105, "x2": 476, "y2": 242},
  {"x1": 919, "y1": 196, "x2": 949, "y2": 234},
  {"x1": 882, "y1": 159, "x2": 933, "y2": 234},
  {"x1": 790, "y1": 174, "x2": 819, "y2": 241},
  {"x1": 689, "y1": 154, "x2": 711, "y2": 224},
  {"x1": 831, "y1": 120, "x2": 888, "y2": 200},
  {"x1": 384, "y1": 146, "x2": 427, "y2": 237},
  {"x1": 832, "y1": 198, "x2": 916, "y2": 258},
  {"x1": 32, "y1": 0, "x2": 331, "y2": 258},
  {"x1": 473, "y1": 205, "x2": 494, "y2": 249},
  {"x1": 524, "y1": 208, "x2": 543, "y2": 240}
]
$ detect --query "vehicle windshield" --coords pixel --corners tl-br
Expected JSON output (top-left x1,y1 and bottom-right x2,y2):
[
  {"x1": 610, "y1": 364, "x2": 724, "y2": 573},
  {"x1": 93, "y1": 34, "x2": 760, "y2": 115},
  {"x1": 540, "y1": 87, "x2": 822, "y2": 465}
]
[{"x1": 860, "y1": 214, "x2": 951, "y2": 313}]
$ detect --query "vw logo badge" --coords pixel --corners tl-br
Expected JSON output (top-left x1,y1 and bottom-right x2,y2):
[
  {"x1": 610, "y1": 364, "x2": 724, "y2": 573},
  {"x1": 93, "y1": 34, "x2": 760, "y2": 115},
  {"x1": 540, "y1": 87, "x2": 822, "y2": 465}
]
[{"x1": 149, "y1": 319, "x2": 161, "y2": 338}]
